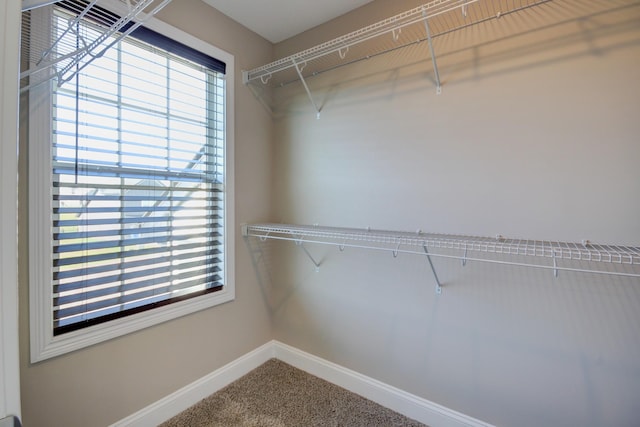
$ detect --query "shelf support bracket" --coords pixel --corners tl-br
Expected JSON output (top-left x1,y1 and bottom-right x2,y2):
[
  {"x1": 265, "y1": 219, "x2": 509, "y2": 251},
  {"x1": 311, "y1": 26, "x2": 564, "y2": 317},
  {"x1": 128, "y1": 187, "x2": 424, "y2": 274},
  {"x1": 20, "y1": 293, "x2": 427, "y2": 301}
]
[
  {"x1": 292, "y1": 58, "x2": 321, "y2": 119},
  {"x1": 422, "y1": 12, "x2": 442, "y2": 95},
  {"x1": 423, "y1": 245, "x2": 442, "y2": 295},
  {"x1": 295, "y1": 240, "x2": 321, "y2": 272}
]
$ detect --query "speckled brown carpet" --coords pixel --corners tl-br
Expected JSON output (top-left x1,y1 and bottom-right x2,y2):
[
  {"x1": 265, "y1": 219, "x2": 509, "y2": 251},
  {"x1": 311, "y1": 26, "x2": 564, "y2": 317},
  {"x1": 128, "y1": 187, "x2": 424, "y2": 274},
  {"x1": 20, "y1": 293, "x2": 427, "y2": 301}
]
[{"x1": 159, "y1": 358, "x2": 427, "y2": 427}]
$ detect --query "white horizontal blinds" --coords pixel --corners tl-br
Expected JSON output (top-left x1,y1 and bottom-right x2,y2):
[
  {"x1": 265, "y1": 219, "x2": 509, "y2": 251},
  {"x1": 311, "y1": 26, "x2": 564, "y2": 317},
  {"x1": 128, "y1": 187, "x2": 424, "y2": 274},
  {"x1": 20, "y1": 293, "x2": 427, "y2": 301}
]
[{"x1": 51, "y1": 6, "x2": 226, "y2": 335}]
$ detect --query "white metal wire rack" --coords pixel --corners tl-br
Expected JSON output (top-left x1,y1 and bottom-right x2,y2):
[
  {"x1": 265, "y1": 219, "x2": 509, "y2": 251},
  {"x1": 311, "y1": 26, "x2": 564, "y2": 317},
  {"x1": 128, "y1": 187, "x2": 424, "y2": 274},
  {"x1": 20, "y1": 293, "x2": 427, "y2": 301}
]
[
  {"x1": 20, "y1": 0, "x2": 172, "y2": 91},
  {"x1": 242, "y1": 0, "x2": 555, "y2": 116},
  {"x1": 242, "y1": 223, "x2": 640, "y2": 293},
  {"x1": 244, "y1": 0, "x2": 479, "y2": 83}
]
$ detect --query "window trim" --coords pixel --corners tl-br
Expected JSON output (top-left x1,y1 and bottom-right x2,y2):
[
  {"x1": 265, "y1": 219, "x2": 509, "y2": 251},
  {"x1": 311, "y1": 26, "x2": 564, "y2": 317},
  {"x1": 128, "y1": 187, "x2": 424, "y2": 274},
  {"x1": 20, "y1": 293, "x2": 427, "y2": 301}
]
[{"x1": 28, "y1": 2, "x2": 235, "y2": 363}]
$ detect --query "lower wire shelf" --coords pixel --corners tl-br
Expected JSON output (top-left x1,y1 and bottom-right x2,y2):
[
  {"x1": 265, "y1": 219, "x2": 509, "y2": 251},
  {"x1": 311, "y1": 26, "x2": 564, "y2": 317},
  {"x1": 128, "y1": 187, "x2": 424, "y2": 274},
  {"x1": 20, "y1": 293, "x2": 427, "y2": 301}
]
[{"x1": 242, "y1": 223, "x2": 640, "y2": 285}]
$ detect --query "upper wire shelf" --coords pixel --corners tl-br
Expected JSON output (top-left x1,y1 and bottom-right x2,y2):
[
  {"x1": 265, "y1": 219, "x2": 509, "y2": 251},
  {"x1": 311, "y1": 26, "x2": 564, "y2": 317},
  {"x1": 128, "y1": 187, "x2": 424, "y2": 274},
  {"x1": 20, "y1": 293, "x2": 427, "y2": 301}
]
[
  {"x1": 242, "y1": 0, "x2": 552, "y2": 87},
  {"x1": 20, "y1": 0, "x2": 172, "y2": 91},
  {"x1": 242, "y1": 223, "x2": 640, "y2": 281}
]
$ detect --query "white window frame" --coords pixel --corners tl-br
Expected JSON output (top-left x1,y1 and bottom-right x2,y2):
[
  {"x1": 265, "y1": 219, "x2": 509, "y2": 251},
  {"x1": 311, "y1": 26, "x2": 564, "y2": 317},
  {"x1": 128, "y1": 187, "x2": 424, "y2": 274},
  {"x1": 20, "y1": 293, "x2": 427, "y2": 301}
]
[
  {"x1": 1, "y1": 0, "x2": 22, "y2": 419},
  {"x1": 28, "y1": 1, "x2": 235, "y2": 363}
]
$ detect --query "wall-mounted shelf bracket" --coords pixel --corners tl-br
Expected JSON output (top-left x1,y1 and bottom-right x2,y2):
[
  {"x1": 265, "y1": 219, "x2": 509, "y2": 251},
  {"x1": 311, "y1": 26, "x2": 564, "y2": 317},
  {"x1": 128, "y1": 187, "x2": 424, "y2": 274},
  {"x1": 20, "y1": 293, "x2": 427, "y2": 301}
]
[
  {"x1": 292, "y1": 59, "x2": 321, "y2": 119},
  {"x1": 243, "y1": 223, "x2": 322, "y2": 272},
  {"x1": 422, "y1": 10, "x2": 442, "y2": 95},
  {"x1": 295, "y1": 240, "x2": 321, "y2": 272},
  {"x1": 423, "y1": 245, "x2": 442, "y2": 294}
]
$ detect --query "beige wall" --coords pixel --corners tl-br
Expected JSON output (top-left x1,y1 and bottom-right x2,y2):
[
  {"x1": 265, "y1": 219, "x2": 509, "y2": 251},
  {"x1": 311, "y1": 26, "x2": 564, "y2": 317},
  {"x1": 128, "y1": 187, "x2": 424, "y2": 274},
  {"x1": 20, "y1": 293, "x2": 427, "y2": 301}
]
[
  {"x1": 270, "y1": 1, "x2": 640, "y2": 426},
  {"x1": 16, "y1": 0, "x2": 640, "y2": 426},
  {"x1": 18, "y1": 1, "x2": 274, "y2": 426}
]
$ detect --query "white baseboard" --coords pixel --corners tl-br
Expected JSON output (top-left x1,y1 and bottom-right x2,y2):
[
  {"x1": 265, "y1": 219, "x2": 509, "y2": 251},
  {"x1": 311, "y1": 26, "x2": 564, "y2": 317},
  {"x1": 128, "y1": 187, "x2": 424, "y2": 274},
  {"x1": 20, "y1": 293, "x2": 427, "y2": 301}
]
[
  {"x1": 112, "y1": 340, "x2": 493, "y2": 427},
  {"x1": 272, "y1": 341, "x2": 493, "y2": 427},
  {"x1": 110, "y1": 341, "x2": 275, "y2": 427}
]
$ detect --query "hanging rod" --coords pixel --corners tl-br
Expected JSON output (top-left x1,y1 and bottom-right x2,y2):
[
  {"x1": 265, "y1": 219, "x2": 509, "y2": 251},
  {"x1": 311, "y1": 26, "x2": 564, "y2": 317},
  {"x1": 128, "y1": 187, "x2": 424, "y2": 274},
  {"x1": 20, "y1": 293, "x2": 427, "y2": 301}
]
[
  {"x1": 242, "y1": 223, "x2": 640, "y2": 279},
  {"x1": 243, "y1": 0, "x2": 480, "y2": 85}
]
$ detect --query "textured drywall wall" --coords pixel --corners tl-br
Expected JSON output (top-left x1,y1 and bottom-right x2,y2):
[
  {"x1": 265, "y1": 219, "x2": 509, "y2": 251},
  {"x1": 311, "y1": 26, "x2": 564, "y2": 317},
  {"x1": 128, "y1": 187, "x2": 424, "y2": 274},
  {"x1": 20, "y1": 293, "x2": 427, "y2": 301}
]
[{"x1": 270, "y1": 1, "x2": 640, "y2": 426}]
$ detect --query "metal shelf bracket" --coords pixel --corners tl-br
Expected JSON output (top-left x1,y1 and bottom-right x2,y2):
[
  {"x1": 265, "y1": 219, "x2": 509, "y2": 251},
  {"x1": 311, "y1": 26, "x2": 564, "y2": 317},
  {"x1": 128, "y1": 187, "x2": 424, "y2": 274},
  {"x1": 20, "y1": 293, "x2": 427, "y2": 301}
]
[
  {"x1": 392, "y1": 27, "x2": 401, "y2": 41},
  {"x1": 423, "y1": 244, "x2": 443, "y2": 294},
  {"x1": 295, "y1": 240, "x2": 321, "y2": 272},
  {"x1": 292, "y1": 58, "x2": 322, "y2": 119},
  {"x1": 422, "y1": 10, "x2": 442, "y2": 95}
]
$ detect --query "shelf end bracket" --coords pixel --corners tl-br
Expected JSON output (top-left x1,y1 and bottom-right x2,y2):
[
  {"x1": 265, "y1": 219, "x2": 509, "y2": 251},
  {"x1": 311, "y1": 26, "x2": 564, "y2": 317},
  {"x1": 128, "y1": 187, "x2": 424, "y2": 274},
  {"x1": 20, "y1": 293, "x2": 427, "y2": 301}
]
[
  {"x1": 296, "y1": 240, "x2": 321, "y2": 272},
  {"x1": 423, "y1": 245, "x2": 442, "y2": 295},
  {"x1": 422, "y1": 13, "x2": 442, "y2": 95},
  {"x1": 292, "y1": 58, "x2": 322, "y2": 119}
]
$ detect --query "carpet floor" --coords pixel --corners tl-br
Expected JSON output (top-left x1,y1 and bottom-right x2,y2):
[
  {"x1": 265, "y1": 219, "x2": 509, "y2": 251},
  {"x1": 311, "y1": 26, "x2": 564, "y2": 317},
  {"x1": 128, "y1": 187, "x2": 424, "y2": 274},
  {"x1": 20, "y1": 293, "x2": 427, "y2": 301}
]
[{"x1": 159, "y1": 358, "x2": 427, "y2": 427}]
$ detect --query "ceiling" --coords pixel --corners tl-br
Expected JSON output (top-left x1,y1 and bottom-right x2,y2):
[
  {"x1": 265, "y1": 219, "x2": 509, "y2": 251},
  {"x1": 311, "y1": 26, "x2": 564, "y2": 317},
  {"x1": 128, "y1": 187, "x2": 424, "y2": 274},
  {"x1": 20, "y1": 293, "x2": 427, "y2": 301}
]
[{"x1": 202, "y1": 0, "x2": 374, "y2": 43}]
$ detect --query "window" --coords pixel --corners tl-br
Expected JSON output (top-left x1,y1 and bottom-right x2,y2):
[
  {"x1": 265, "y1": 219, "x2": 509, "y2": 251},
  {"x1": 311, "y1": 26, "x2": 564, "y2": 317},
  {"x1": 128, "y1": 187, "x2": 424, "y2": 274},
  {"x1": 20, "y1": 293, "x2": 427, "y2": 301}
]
[{"x1": 27, "y1": 1, "x2": 235, "y2": 362}]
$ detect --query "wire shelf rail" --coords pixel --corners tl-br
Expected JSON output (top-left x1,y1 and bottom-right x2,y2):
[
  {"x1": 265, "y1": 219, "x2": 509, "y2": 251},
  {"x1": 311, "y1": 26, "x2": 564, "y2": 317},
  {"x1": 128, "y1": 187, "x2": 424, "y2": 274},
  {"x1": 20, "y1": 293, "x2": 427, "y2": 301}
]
[
  {"x1": 244, "y1": 0, "x2": 479, "y2": 84},
  {"x1": 242, "y1": 223, "x2": 640, "y2": 287},
  {"x1": 242, "y1": 0, "x2": 552, "y2": 85},
  {"x1": 242, "y1": 0, "x2": 554, "y2": 117}
]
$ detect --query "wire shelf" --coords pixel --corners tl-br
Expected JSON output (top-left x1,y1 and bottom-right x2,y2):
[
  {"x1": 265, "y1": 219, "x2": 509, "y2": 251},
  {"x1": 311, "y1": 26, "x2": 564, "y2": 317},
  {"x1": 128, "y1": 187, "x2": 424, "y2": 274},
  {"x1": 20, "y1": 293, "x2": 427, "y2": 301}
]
[
  {"x1": 243, "y1": 0, "x2": 553, "y2": 86},
  {"x1": 20, "y1": 0, "x2": 172, "y2": 91},
  {"x1": 243, "y1": 223, "x2": 640, "y2": 279}
]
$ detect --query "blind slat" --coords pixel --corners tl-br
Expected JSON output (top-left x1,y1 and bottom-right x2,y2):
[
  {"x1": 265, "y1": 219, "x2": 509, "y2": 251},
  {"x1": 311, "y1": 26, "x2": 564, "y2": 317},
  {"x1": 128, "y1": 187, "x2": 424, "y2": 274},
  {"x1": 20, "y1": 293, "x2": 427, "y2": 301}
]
[
  {"x1": 54, "y1": 251, "x2": 222, "y2": 280},
  {"x1": 53, "y1": 213, "x2": 222, "y2": 227},
  {"x1": 54, "y1": 230, "x2": 221, "y2": 254},
  {"x1": 55, "y1": 222, "x2": 222, "y2": 240},
  {"x1": 53, "y1": 242, "x2": 222, "y2": 267},
  {"x1": 53, "y1": 181, "x2": 223, "y2": 192},
  {"x1": 53, "y1": 167, "x2": 222, "y2": 183},
  {"x1": 53, "y1": 285, "x2": 224, "y2": 335},
  {"x1": 55, "y1": 274, "x2": 223, "y2": 319},
  {"x1": 55, "y1": 260, "x2": 222, "y2": 296}
]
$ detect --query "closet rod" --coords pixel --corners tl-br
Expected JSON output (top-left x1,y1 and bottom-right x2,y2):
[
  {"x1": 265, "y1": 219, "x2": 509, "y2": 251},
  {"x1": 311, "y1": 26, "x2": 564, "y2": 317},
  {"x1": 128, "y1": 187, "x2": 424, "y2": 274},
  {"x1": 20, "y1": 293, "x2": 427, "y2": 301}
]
[{"x1": 242, "y1": 223, "x2": 640, "y2": 279}]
